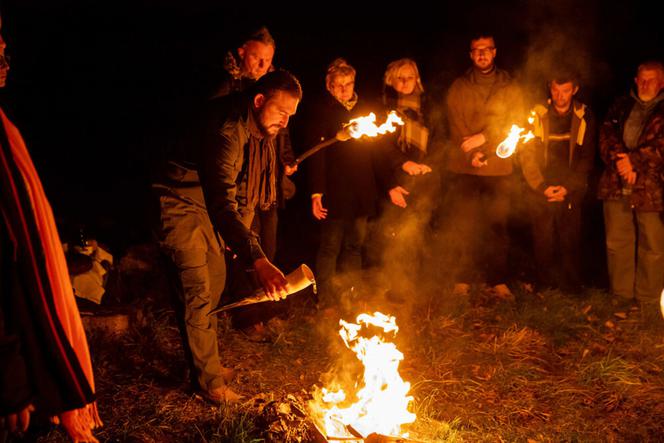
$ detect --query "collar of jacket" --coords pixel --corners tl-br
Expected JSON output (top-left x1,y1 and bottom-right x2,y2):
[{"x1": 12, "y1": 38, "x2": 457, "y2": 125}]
[
  {"x1": 533, "y1": 99, "x2": 587, "y2": 146},
  {"x1": 465, "y1": 66, "x2": 511, "y2": 86}
]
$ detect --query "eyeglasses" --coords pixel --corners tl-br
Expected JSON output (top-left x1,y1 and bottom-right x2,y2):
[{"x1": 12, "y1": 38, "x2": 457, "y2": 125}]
[
  {"x1": 0, "y1": 54, "x2": 10, "y2": 69},
  {"x1": 470, "y1": 47, "x2": 495, "y2": 56}
]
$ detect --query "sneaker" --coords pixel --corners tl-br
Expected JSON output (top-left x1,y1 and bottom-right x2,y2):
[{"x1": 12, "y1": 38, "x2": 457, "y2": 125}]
[
  {"x1": 199, "y1": 385, "x2": 244, "y2": 404},
  {"x1": 489, "y1": 284, "x2": 514, "y2": 301},
  {"x1": 453, "y1": 283, "x2": 471, "y2": 296}
]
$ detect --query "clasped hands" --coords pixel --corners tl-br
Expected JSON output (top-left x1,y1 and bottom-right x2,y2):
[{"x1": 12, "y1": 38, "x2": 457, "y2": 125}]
[
  {"x1": 543, "y1": 185, "x2": 568, "y2": 202},
  {"x1": 616, "y1": 153, "x2": 636, "y2": 185}
]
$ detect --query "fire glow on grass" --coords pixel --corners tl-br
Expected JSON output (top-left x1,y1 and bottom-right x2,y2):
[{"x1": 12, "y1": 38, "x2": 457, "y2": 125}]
[
  {"x1": 495, "y1": 112, "x2": 536, "y2": 158},
  {"x1": 311, "y1": 312, "x2": 415, "y2": 439},
  {"x1": 348, "y1": 111, "x2": 404, "y2": 139}
]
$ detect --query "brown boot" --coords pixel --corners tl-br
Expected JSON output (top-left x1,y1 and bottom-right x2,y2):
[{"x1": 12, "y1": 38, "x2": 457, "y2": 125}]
[
  {"x1": 219, "y1": 366, "x2": 236, "y2": 384},
  {"x1": 489, "y1": 284, "x2": 514, "y2": 301},
  {"x1": 199, "y1": 385, "x2": 244, "y2": 404},
  {"x1": 453, "y1": 283, "x2": 471, "y2": 296}
]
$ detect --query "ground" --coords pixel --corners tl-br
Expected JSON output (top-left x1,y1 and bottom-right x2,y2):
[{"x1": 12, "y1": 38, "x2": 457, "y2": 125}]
[{"x1": 35, "y1": 244, "x2": 664, "y2": 443}]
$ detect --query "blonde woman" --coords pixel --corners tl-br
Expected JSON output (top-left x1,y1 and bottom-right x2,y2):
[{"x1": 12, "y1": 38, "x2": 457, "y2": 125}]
[{"x1": 383, "y1": 58, "x2": 429, "y2": 162}]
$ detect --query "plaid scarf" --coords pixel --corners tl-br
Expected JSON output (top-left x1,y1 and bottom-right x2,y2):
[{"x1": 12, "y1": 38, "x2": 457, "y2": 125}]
[
  {"x1": 339, "y1": 92, "x2": 359, "y2": 111},
  {"x1": 385, "y1": 89, "x2": 429, "y2": 156},
  {"x1": 246, "y1": 109, "x2": 277, "y2": 211}
]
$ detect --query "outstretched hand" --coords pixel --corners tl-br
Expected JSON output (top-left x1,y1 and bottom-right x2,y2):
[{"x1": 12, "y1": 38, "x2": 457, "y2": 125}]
[
  {"x1": 401, "y1": 161, "x2": 432, "y2": 176},
  {"x1": 389, "y1": 186, "x2": 410, "y2": 208},
  {"x1": 312, "y1": 195, "x2": 328, "y2": 220}
]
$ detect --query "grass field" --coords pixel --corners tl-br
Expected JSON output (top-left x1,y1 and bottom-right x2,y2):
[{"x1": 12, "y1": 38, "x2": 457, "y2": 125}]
[{"x1": 34, "y1": 245, "x2": 664, "y2": 443}]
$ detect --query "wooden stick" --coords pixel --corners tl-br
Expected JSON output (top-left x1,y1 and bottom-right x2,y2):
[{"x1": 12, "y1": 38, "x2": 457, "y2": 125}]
[{"x1": 294, "y1": 138, "x2": 338, "y2": 164}]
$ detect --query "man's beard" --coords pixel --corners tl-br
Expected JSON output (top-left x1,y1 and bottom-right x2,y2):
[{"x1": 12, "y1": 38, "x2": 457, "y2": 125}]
[{"x1": 259, "y1": 123, "x2": 281, "y2": 138}]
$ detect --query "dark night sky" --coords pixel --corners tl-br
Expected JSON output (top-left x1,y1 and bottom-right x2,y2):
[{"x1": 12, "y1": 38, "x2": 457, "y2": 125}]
[{"x1": 1, "y1": 0, "x2": 662, "y2": 252}]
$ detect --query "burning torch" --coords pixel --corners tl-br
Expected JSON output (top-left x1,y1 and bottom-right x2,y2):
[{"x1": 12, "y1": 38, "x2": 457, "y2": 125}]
[
  {"x1": 470, "y1": 111, "x2": 537, "y2": 166},
  {"x1": 294, "y1": 111, "x2": 404, "y2": 165}
]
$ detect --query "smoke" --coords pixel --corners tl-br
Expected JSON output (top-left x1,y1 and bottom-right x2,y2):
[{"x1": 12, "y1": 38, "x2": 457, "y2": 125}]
[{"x1": 513, "y1": 0, "x2": 611, "y2": 108}]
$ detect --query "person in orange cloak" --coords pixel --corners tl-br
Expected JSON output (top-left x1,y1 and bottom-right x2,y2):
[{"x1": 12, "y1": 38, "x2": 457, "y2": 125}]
[{"x1": 0, "y1": 15, "x2": 102, "y2": 442}]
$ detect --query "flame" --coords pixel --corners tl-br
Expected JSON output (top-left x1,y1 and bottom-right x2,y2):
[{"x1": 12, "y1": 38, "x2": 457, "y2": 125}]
[
  {"x1": 311, "y1": 312, "x2": 416, "y2": 439},
  {"x1": 660, "y1": 288, "x2": 664, "y2": 319},
  {"x1": 348, "y1": 111, "x2": 404, "y2": 139},
  {"x1": 495, "y1": 112, "x2": 536, "y2": 159}
]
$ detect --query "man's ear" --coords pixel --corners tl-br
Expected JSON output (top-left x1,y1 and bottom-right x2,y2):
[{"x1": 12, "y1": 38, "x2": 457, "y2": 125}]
[
  {"x1": 573, "y1": 85, "x2": 580, "y2": 95},
  {"x1": 254, "y1": 94, "x2": 266, "y2": 109},
  {"x1": 237, "y1": 46, "x2": 245, "y2": 61}
]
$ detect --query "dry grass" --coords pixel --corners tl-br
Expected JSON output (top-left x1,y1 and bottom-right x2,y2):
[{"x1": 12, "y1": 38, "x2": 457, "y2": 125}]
[{"x1": 33, "y1": 248, "x2": 664, "y2": 442}]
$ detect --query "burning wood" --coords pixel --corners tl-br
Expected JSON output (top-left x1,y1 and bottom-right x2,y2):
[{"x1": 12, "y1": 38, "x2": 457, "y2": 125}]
[
  {"x1": 309, "y1": 312, "x2": 416, "y2": 441},
  {"x1": 295, "y1": 111, "x2": 404, "y2": 164}
]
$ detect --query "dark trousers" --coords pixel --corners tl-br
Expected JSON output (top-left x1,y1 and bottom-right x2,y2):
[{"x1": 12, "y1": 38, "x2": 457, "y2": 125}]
[
  {"x1": 251, "y1": 205, "x2": 278, "y2": 261},
  {"x1": 316, "y1": 216, "x2": 368, "y2": 305},
  {"x1": 446, "y1": 173, "x2": 511, "y2": 286},
  {"x1": 529, "y1": 193, "x2": 582, "y2": 290},
  {"x1": 158, "y1": 193, "x2": 226, "y2": 392}
]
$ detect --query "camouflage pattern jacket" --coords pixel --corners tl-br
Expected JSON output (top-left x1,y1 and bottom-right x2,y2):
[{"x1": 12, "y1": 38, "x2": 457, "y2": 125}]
[{"x1": 598, "y1": 92, "x2": 664, "y2": 211}]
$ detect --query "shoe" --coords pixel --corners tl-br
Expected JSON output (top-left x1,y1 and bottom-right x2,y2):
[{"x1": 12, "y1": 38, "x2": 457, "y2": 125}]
[
  {"x1": 453, "y1": 283, "x2": 470, "y2": 296},
  {"x1": 489, "y1": 284, "x2": 514, "y2": 301},
  {"x1": 219, "y1": 366, "x2": 236, "y2": 384},
  {"x1": 199, "y1": 385, "x2": 244, "y2": 404}
]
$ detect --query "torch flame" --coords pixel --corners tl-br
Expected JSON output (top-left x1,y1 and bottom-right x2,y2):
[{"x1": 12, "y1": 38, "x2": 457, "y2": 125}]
[
  {"x1": 310, "y1": 312, "x2": 415, "y2": 439},
  {"x1": 348, "y1": 111, "x2": 404, "y2": 139},
  {"x1": 495, "y1": 111, "x2": 536, "y2": 159}
]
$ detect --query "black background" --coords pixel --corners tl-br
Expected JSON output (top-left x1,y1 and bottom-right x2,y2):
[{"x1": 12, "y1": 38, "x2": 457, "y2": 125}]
[{"x1": 1, "y1": 0, "x2": 662, "y2": 266}]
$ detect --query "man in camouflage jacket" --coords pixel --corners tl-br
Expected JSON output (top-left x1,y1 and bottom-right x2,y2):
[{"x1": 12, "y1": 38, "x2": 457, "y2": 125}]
[{"x1": 598, "y1": 61, "x2": 664, "y2": 305}]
